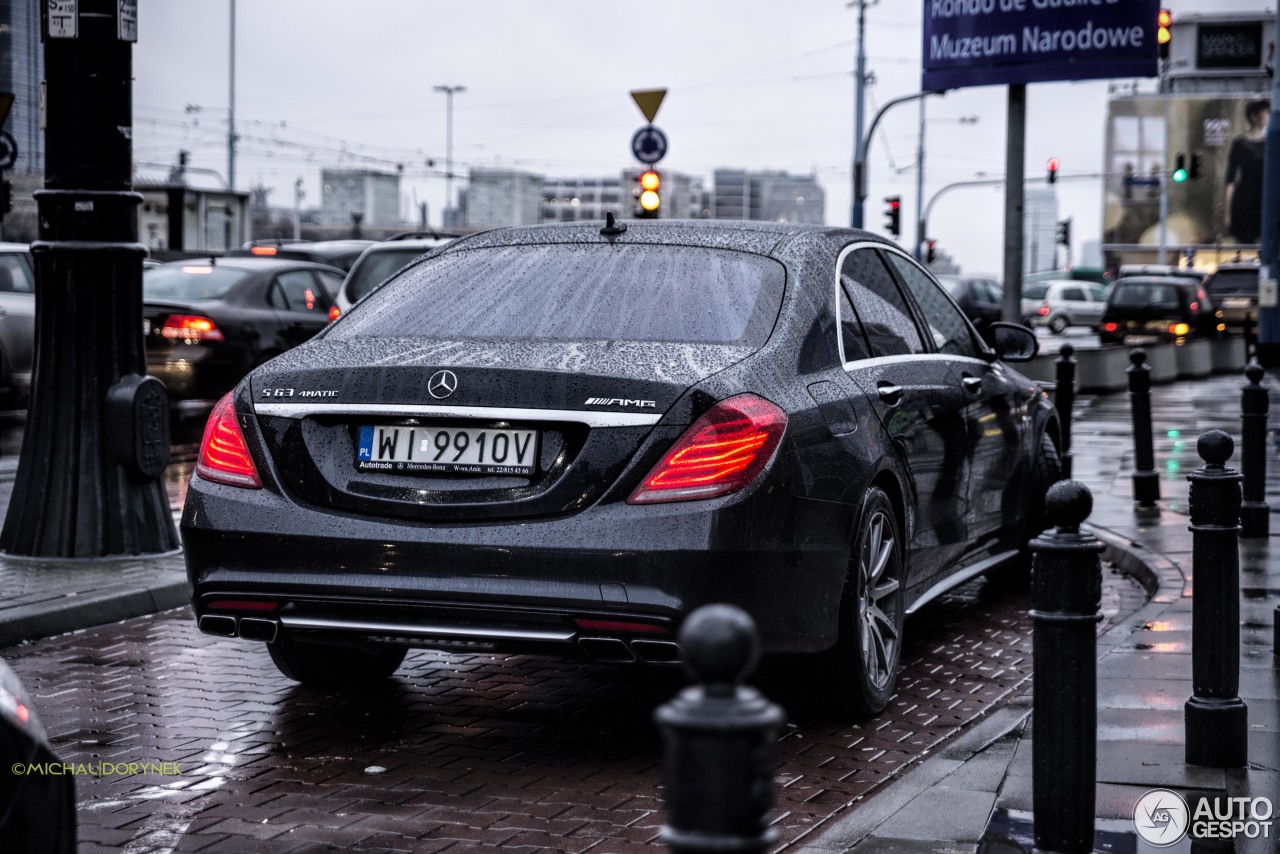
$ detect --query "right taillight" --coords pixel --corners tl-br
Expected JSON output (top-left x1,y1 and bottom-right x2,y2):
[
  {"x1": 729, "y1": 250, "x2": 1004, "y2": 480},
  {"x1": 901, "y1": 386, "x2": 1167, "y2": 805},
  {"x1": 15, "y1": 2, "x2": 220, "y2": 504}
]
[
  {"x1": 628, "y1": 394, "x2": 786, "y2": 505},
  {"x1": 195, "y1": 393, "x2": 262, "y2": 488},
  {"x1": 1103, "y1": 322, "x2": 1119, "y2": 332}
]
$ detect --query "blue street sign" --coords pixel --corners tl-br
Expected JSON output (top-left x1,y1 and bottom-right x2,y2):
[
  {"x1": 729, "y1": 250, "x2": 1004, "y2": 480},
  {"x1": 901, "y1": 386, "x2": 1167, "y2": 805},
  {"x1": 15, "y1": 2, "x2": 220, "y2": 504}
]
[
  {"x1": 922, "y1": 1, "x2": 1160, "y2": 90},
  {"x1": 631, "y1": 125, "x2": 668, "y2": 165}
]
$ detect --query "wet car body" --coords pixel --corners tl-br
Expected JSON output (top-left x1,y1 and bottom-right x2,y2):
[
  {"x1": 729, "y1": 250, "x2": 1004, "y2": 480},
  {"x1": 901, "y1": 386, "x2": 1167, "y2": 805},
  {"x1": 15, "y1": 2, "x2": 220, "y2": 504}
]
[
  {"x1": 1203, "y1": 263, "x2": 1260, "y2": 329},
  {"x1": 1098, "y1": 275, "x2": 1220, "y2": 345},
  {"x1": 182, "y1": 220, "x2": 1058, "y2": 714},
  {"x1": 144, "y1": 257, "x2": 344, "y2": 400}
]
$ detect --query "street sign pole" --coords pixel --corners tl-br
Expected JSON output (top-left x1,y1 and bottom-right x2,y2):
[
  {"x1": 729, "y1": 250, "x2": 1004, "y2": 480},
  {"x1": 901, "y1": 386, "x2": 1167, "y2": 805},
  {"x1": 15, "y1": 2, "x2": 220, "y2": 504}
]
[
  {"x1": 1256, "y1": 6, "x2": 1280, "y2": 366},
  {"x1": 2, "y1": 0, "x2": 176, "y2": 557}
]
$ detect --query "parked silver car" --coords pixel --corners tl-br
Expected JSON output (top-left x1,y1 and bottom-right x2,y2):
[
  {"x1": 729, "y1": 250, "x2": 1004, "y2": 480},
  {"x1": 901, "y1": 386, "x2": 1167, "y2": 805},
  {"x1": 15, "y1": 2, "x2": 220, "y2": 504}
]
[
  {"x1": 0, "y1": 243, "x2": 35, "y2": 408},
  {"x1": 1025, "y1": 279, "x2": 1109, "y2": 334}
]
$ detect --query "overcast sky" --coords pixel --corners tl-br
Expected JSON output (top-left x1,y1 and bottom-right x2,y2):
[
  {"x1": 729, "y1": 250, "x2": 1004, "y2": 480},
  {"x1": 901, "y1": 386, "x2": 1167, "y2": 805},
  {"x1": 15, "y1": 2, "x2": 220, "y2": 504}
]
[{"x1": 132, "y1": 0, "x2": 1267, "y2": 275}]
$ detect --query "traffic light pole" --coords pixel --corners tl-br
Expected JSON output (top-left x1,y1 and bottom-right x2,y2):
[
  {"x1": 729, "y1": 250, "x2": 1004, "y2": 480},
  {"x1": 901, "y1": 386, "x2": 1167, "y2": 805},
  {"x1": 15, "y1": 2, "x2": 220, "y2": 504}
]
[
  {"x1": 855, "y1": 90, "x2": 945, "y2": 233},
  {"x1": 1001, "y1": 85, "x2": 1026, "y2": 324},
  {"x1": 2, "y1": 0, "x2": 177, "y2": 557}
]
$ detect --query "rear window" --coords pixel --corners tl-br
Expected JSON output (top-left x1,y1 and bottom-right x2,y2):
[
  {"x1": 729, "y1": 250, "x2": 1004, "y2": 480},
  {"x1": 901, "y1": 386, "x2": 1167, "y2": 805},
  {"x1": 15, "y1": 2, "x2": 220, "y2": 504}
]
[
  {"x1": 345, "y1": 249, "x2": 428, "y2": 303},
  {"x1": 331, "y1": 245, "x2": 785, "y2": 346},
  {"x1": 1206, "y1": 270, "x2": 1258, "y2": 295},
  {"x1": 1022, "y1": 284, "x2": 1048, "y2": 301},
  {"x1": 0, "y1": 253, "x2": 35, "y2": 294},
  {"x1": 1110, "y1": 282, "x2": 1181, "y2": 310},
  {"x1": 143, "y1": 266, "x2": 250, "y2": 300}
]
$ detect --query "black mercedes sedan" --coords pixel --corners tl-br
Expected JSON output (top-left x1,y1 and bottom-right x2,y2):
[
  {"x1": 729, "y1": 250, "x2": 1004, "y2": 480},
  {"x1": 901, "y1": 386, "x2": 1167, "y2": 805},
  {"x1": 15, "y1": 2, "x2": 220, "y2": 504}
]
[
  {"x1": 182, "y1": 220, "x2": 1060, "y2": 717},
  {"x1": 144, "y1": 257, "x2": 345, "y2": 400}
]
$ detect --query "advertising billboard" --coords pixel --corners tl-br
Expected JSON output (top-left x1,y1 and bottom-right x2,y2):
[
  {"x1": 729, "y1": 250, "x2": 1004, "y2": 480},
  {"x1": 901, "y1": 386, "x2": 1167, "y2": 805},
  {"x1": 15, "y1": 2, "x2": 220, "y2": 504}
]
[
  {"x1": 1103, "y1": 95, "x2": 1271, "y2": 249},
  {"x1": 922, "y1": 0, "x2": 1161, "y2": 90}
]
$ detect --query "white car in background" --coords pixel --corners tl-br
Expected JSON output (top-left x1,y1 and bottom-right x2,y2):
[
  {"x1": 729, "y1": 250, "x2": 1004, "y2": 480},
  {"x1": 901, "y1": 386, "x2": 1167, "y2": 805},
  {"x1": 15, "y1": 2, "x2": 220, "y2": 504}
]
[
  {"x1": 1023, "y1": 280, "x2": 1110, "y2": 334},
  {"x1": 0, "y1": 243, "x2": 35, "y2": 409}
]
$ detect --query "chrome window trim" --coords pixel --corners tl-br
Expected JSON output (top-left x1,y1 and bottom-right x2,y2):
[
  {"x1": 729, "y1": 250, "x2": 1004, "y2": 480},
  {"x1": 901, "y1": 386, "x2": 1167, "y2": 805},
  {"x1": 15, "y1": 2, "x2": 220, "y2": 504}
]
[{"x1": 253, "y1": 401, "x2": 662, "y2": 427}]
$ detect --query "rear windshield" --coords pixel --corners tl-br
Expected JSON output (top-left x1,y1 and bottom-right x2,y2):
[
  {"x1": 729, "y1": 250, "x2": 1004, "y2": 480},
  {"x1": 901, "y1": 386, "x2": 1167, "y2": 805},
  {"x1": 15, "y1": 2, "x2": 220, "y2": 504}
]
[
  {"x1": 330, "y1": 245, "x2": 785, "y2": 346},
  {"x1": 1110, "y1": 282, "x2": 1182, "y2": 310},
  {"x1": 1206, "y1": 269, "x2": 1258, "y2": 295},
  {"x1": 143, "y1": 266, "x2": 250, "y2": 300},
  {"x1": 1022, "y1": 284, "x2": 1048, "y2": 300},
  {"x1": 345, "y1": 249, "x2": 429, "y2": 303}
]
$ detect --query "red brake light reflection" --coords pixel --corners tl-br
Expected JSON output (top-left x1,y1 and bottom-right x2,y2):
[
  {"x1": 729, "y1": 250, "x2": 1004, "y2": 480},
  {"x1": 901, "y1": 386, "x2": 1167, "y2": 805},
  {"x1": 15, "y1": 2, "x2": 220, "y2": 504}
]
[
  {"x1": 161, "y1": 314, "x2": 224, "y2": 341},
  {"x1": 196, "y1": 393, "x2": 262, "y2": 488},
  {"x1": 628, "y1": 394, "x2": 786, "y2": 504}
]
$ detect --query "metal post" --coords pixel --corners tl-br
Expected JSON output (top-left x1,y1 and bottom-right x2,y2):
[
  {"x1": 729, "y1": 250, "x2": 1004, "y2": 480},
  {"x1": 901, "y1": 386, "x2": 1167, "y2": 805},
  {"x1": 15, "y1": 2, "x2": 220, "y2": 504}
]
[
  {"x1": 434, "y1": 84, "x2": 465, "y2": 231},
  {"x1": 1242, "y1": 311, "x2": 1256, "y2": 365},
  {"x1": 1055, "y1": 343, "x2": 1076, "y2": 480},
  {"x1": 914, "y1": 95, "x2": 926, "y2": 260},
  {"x1": 1253, "y1": 5, "x2": 1280, "y2": 364},
  {"x1": 654, "y1": 604, "x2": 785, "y2": 854},
  {"x1": 1185, "y1": 430, "x2": 1248, "y2": 768},
  {"x1": 850, "y1": 0, "x2": 871, "y2": 229},
  {"x1": 2, "y1": 0, "x2": 176, "y2": 557},
  {"x1": 1031, "y1": 480, "x2": 1103, "y2": 854},
  {"x1": 1126, "y1": 348, "x2": 1160, "y2": 507},
  {"x1": 227, "y1": 0, "x2": 236, "y2": 191},
  {"x1": 1001, "y1": 84, "x2": 1026, "y2": 324},
  {"x1": 1240, "y1": 361, "x2": 1269, "y2": 539}
]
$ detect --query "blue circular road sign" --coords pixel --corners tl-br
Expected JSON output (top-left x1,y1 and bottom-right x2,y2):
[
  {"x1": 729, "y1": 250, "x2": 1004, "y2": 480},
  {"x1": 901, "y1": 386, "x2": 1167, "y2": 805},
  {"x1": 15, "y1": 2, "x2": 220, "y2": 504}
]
[{"x1": 631, "y1": 125, "x2": 668, "y2": 165}]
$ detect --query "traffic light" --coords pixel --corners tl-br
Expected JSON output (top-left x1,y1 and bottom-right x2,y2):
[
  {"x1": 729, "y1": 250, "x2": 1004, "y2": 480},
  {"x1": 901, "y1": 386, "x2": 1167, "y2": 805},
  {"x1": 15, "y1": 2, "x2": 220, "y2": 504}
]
[
  {"x1": 1172, "y1": 153, "x2": 1188, "y2": 183},
  {"x1": 925, "y1": 240, "x2": 937, "y2": 264},
  {"x1": 1056, "y1": 218, "x2": 1071, "y2": 246},
  {"x1": 1157, "y1": 9, "x2": 1172, "y2": 60},
  {"x1": 883, "y1": 196, "x2": 901, "y2": 237},
  {"x1": 636, "y1": 170, "x2": 661, "y2": 219},
  {"x1": 1046, "y1": 157, "x2": 1059, "y2": 185},
  {"x1": 1189, "y1": 152, "x2": 1202, "y2": 180}
]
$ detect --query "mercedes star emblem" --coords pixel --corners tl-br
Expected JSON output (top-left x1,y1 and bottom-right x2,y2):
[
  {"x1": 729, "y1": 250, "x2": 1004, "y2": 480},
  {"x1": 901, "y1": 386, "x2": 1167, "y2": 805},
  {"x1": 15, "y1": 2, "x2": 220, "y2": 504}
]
[{"x1": 428, "y1": 369, "x2": 458, "y2": 400}]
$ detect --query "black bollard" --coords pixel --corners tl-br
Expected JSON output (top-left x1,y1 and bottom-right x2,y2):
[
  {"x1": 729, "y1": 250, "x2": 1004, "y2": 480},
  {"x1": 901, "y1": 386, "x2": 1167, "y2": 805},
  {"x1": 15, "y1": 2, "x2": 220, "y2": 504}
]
[
  {"x1": 1127, "y1": 348, "x2": 1160, "y2": 507},
  {"x1": 1055, "y1": 344, "x2": 1076, "y2": 480},
  {"x1": 1242, "y1": 312, "x2": 1255, "y2": 365},
  {"x1": 1030, "y1": 481, "x2": 1104, "y2": 854},
  {"x1": 654, "y1": 605, "x2": 785, "y2": 854},
  {"x1": 1240, "y1": 361, "x2": 1270, "y2": 538},
  {"x1": 1185, "y1": 430, "x2": 1249, "y2": 768}
]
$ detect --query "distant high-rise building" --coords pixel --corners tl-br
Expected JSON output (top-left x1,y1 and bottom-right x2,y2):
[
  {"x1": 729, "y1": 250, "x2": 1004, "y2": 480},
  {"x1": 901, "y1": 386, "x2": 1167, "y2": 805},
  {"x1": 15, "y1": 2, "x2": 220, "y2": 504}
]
[
  {"x1": 1, "y1": 1, "x2": 43, "y2": 176},
  {"x1": 467, "y1": 167, "x2": 542, "y2": 228},
  {"x1": 541, "y1": 176, "x2": 621, "y2": 223},
  {"x1": 712, "y1": 169, "x2": 825, "y2": 224},
  {"x1": 318, "y1": 169, "x2": 401, "y2": 228},
  {"x1": 1024, "y1": 187, "x2": 1059, "y2": 274}
]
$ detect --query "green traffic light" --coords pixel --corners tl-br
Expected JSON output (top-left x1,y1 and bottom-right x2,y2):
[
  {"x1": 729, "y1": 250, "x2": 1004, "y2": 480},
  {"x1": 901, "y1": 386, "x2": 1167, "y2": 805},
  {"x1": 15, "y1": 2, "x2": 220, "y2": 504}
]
[{"x1": 1173, "y1": 168, "x2": 1188, "y2": 183}]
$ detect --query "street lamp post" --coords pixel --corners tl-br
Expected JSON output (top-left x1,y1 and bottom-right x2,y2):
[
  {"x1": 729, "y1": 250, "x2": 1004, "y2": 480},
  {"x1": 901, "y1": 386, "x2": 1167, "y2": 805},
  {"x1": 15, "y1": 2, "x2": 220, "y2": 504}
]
[{"x1": 434, "y1": 84, "x2": 465, "y2": 230}]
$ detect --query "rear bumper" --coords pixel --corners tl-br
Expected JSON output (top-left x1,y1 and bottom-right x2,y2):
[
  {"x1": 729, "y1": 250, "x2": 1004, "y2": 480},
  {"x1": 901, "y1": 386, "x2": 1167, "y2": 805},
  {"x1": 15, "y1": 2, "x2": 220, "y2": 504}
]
[{"x1": 182, "y1": 475, "x2": 855, "y2": 658}]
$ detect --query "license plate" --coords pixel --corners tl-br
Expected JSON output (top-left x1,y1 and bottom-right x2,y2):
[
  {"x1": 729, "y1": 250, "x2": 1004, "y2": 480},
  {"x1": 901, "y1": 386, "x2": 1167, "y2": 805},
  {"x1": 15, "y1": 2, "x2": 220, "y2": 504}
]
[
  {"x1": 356, "y1": 425, "x2": 537, "y2": 476},
  {"x1": 1222, "y1": 297, "x2": 1252, "y2": 309}
]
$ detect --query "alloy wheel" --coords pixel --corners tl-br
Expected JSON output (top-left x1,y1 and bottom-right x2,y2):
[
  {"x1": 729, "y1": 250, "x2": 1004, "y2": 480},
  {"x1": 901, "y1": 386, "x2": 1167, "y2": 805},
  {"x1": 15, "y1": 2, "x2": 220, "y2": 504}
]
[{"x1": 857, "y1": 508, "x2": 901, "y2": 691}]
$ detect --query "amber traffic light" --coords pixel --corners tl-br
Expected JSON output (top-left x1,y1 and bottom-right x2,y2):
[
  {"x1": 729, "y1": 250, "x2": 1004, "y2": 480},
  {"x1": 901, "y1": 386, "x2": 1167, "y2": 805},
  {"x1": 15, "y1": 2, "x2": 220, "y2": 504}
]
[
  {"x1": 1157, "y1": 9, "x2": 1172, "y2": 59},
  {"x1": 637, "y1": 170, "x2": 661, "y2": 218}
]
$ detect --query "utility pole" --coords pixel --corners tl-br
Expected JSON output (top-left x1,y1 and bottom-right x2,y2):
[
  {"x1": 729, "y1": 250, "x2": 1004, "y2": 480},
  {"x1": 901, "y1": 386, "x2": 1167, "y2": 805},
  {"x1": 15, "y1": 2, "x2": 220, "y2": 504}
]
[
  {"x1": 292, "y1": 176, "x2": 303, "y2": 240},
  {"x1": 227, "y1": 0, "x2": 236, "y2": 190},
  {"x1": 914, "y1": 96, "x2": 926, "y2": 259},
  {"x1": 849, "y1": 0, "x2": 876, "y2": 229},
  {"x1": 1001, "y1": 84, "x2": 1026, "y2": 323},
  {"x1": 434, "y1": 84, "x2": 465, "y2": 230},
  {"x1": 3, "y1": 0, "x2": 177, "y2": 557}
]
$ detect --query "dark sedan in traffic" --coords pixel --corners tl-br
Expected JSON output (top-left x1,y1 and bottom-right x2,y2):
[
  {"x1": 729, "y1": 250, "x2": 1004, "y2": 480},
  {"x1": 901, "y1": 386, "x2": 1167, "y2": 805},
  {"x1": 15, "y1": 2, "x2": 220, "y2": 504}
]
[
  {"x1": 144, "y1": 257, "x2": 345, "y2": 400},
  {"x1": 182, "y1": 220, "x2": 1060, "y2": 717},
  {"x1": 1098, "y1": 275, "x2": 1222, "y2": 345}
]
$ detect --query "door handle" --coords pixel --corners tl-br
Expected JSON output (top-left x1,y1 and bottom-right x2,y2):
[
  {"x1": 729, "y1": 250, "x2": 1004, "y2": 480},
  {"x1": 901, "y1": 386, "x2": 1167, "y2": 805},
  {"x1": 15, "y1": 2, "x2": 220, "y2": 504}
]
[
  {"x1": 962, "y1": 376, "x2": 982, "y2": 395},
  {"x1": 877, "y1": 381, "x2": 903, "y2": 405}
]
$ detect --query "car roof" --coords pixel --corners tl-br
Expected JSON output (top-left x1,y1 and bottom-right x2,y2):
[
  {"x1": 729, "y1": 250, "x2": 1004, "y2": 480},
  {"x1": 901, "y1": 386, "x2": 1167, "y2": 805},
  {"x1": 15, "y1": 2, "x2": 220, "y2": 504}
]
[
  {"x1": 434, "y1": 219, "x2": 894, "y2": 261},
  {"x1": 1210, "y1": 263, "x2": 1259, "y2": 273},
  {"x1": 152, "y1": 257, "x2": 344, "y2": 273},
  {"x1": 1113, "y1": 275, "x2": 1196, "y2": 286}
]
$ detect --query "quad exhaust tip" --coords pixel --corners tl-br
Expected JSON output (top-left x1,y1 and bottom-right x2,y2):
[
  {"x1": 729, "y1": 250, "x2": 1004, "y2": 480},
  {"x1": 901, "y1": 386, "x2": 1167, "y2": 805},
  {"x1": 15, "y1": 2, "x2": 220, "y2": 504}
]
[{"x1": 578, "y1": 636, "x2": 682, "y2": 665}]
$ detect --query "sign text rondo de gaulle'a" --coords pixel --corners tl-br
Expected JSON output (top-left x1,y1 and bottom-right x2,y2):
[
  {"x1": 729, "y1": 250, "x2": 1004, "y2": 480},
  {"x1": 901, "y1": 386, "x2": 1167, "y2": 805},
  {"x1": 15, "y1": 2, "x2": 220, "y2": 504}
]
[{"x1": 922, "y1": 0, "x2": 1160, "y2": 91}]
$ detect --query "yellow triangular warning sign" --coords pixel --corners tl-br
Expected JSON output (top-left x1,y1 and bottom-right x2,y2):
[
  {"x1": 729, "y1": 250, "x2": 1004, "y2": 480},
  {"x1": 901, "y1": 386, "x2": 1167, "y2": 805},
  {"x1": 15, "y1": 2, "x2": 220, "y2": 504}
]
[{"x1": 630, "y1": 89, "x2": 667, "y2": 124}]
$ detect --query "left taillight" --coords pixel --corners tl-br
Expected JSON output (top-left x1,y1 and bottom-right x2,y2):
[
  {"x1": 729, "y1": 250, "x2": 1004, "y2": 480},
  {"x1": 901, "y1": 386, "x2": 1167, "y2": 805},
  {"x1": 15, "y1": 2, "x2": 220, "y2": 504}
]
[
  {"x1": 161, "y1": 314, "x2": 224, "y2": 341},
  {"x1": 196, "y1": 393, "x2": 262, "y2": 488},
  {"x1": 628, "y1": 393, "x2": 786, "y2": 505},
  {"x1": 328, "y1": 305, "x2": 341, "y2": 322}
]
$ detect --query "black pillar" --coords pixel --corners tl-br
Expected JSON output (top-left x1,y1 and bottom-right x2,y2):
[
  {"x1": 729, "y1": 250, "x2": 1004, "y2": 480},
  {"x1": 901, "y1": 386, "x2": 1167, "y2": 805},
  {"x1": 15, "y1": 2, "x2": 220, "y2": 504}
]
[
  {"x1": 1055, "y1": 343, "x2": 1076, "y2": 480},
  {"x1": 1127, "y1": 348, "x2": 1160, "y2": 507},
  {"x1": 1239, "y1": 361, "x2": 1269, "y2": 539},
  {"x1": 1, "y1": 1, "x2": 176, "y2": 557}
]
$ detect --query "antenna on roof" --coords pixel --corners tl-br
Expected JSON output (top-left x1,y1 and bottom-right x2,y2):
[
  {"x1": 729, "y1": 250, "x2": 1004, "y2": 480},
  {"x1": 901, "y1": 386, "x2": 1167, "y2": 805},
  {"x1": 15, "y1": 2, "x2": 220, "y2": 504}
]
[{"x1": 600, "y1": 212, "x2": 627, "y2": 237}]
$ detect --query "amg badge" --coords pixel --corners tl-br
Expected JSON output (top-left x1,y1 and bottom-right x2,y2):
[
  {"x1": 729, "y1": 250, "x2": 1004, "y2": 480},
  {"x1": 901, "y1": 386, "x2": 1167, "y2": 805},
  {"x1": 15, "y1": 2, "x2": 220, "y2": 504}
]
[{"x1": 583, "y1": 398, "x2": 656, "y2": 408}]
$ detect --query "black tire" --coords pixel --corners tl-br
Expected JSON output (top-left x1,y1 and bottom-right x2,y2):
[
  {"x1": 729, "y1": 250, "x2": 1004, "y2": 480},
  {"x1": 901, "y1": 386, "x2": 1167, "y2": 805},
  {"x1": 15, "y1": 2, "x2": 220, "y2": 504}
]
[
  {"x1": 1026, "y1": 430, "x2": 1063, "y2": 542},
  {"x1": 267, "y1": 633, "x2": 406, "y2": 687},
  {"x1": 1048, "y1": 314, "x2": 1069, "y2": 334},
  {"x1": 824, "y1": 487, "x2": 905, "y2": 718}
]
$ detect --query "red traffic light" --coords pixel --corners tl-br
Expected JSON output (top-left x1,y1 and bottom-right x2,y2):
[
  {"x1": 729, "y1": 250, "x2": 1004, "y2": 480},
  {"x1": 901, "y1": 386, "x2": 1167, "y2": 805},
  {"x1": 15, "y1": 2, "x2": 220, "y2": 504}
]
[{"x1": 1046, "y1": 158, "x2": 1059, "y2": 184}]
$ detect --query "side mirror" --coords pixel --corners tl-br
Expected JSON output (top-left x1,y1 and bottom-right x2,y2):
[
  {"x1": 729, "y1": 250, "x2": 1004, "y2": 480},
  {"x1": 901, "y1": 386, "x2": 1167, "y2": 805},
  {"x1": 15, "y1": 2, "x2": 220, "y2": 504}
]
[{"x1": 985, "y1": 321, "x2": 1038, "y2": 362}]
